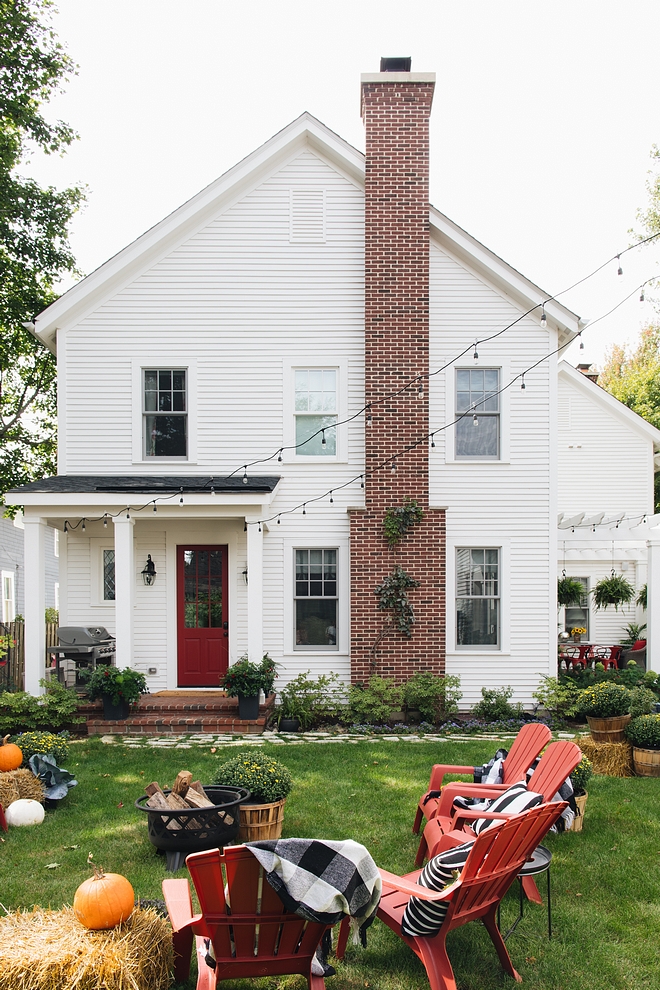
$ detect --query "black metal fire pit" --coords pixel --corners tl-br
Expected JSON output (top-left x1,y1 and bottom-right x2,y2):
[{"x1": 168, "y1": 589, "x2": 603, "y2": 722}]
[{"x1": 135, "y1": 785, "x2": 249, "y2": 871}]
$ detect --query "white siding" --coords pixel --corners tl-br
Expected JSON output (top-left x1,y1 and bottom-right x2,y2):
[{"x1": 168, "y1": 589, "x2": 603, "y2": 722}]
[{"x1": 429, "y1": 242, "x2": 554, "y2": 707}]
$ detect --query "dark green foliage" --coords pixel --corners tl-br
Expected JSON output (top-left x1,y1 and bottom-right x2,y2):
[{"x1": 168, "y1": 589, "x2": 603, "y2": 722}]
[
  {"x1": 276, "y1": 671, "x2": 346, "y2": 729},
  {"x1": 471, "y1": 686, "x2": 523, "y2": 721},
  {"x1": 374, "y1": 566, "x2": 420, "y2": 637},
  {"x1": 579, "y1": 682, "x2": 631, "y2": 718},
  {"x1": 592, "y1": 573, "x2": 636, "y2": 611},
  {"x1": 557, "y1": 576, "x2": 585, "y2": 607},
  {"x1": 569, "y1": 755, "x2": 593, "y2": 795},
  {"x1": 636, "y1": 584, "x2": 648, "y2": 610},
  {"x1": 628, "y1": 686, "x2": 657, "y2": 718},
  {"x1": 213, "y1": 750, "x2": 293, "y2": 802},
  {"x1": 0, "y1": 0, "x2": 86, "y2": 500},
  {"x1": 560, "y1": 665, "x2": 660, "y2": 696},
  {"x1": 219, "y1": 653, "x2": 277, "y2": 697},
  {"x1": 402, "y1": 671, "x2": 462, "y2": 722},
  {"x1": 0, "y1": 679, "x2": 82, "y2": 733},
  {"x1": 86, "y1": 665, "x2": 147, "y2": 705},
  {"x1": 348, "y1": 677, "x2": 404, "y2": 724},
  {"x1": 620, "y1": 621, "x2": 647, "y2": 647},
  {"x1": 626, "y1": 714, "x2": 660, "y2": 749},
  {"x1": 11, "y1": 728, "x2": 69, "y2": 764},
  {"x1": 383, "y1": 499, "x2": 424, "y2": 547},
  {"x1": 533, "y1": 675, "x2": 581, "y2": 719}
]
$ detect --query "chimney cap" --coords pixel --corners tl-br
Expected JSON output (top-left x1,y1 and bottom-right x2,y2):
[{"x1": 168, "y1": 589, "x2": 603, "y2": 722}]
[{"x1": 380, "y1": 56, "x2": 412, "y2": 72}]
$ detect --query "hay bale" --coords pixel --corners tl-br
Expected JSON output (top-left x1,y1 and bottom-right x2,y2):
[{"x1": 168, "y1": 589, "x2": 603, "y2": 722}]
[
  {"x1": 578, "y1": 736, "x2": 634, "y2": 777},
  {"x1": 0, "y1": 773, "x2": 20, "y2": 809},
  {"x1": 0, "y1": 770, "x2": 45, "y2": 807},
  {"x1": 0, "y1": 906, "x2": 173, "y2": 990}
]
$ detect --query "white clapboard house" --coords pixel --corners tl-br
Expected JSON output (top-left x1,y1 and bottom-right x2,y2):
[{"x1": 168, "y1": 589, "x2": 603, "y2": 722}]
[{"x1": 8, "y1": 62, "x2": 660, "y2": 704}]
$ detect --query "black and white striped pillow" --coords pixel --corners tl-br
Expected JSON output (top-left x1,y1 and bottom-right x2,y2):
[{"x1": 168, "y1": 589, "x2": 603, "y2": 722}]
[
  {"x1": 472, "y1": 780, "x2": 543, "y2": 835},
  {"x1": 401, "y1": 840, "x2": 473, "y2": 938}
]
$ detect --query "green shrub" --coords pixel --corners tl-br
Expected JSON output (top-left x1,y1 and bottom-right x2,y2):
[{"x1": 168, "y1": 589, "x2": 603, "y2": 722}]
[
  {"x1": 220, "y1": 654, "x2": 277, "y2": 697},
  {"x1": 472, "y1": 686, "x2": 522, "y2": 721},
  {"x1": 11, "y1": 730, "x2": 70, "y2": 765},
  {"x1": 625, "y1": 714, "x2": 660, "y2": 749},
  {"x1": 0, "y1": 680, "x2": 82, "y2": 735},
  {"x1": 579, "y1": 681, "x2": 630, "y2": 718},
  {"x1": 628, "y1": 686, "x2": 657, "y2": 718},
  {"x1": 276, "y1": 671, "x2": 346, "y2": 729},
  {"x1": 348, "y1": 677, "x2": 404, "y2": 724},
  {"x1": 403, "y1": 672, "x2": 462, "y2": 722},
  {"x1": 213, "y1": 751, "x2": 292, "y2": 803},
  {"x1": 533, "y1": 675, "x2": 580, "y2": 720},
  {"x1": 570, "y1": 756, "x2": 593, "y2": 795}
]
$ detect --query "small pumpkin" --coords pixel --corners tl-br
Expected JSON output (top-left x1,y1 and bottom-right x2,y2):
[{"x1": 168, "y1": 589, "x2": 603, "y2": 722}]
[
  {"x1": 73, "y1": 855, "x2": 134, "y2": 930},
  {"x1": 5, "y1": 798, "x2": 45, "y2": 826},
  {"x1": 0, "y1": 735, "x2": 22, "y2": 772}
]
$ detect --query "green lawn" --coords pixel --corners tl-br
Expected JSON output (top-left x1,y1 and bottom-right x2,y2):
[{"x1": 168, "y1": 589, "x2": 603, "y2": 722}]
[{"x1": 2, "y1": 735, "x2": 659, "y2": 990}]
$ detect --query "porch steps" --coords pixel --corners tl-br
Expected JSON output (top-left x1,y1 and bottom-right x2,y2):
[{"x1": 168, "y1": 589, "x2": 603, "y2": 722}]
[{"x1": 81, "y1": 692, "x2": 274, "y2": 736}]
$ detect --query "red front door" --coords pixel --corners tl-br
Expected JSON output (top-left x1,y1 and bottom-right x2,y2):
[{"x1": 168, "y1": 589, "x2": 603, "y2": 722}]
[{"x1": 177, "y1": 545, "x2": 228, "y2": 687}]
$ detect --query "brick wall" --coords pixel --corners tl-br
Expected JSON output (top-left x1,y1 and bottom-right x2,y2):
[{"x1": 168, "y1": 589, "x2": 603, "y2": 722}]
[{"x1": 349, "y1": 74, "x2": 446, "y2": 683}]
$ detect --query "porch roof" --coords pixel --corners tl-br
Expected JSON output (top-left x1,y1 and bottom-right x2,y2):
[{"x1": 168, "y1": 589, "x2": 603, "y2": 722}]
[{"x1": 7, "y1": 474, "x2": 280, "y2": 496}]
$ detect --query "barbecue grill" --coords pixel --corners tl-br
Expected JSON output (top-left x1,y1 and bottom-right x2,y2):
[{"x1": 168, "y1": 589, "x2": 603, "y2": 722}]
[{"x1": 50, "y1": 626, "x2": 116, "y2": 690}]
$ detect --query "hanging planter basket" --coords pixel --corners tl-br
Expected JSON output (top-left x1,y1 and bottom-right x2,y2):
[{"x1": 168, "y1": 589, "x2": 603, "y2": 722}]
[
  {"x1": 557, "y1": 576, "x2": 585, "y2": 608},
  {"x1": 592, "y1": 573, "x2": 635, "y2": 611}
]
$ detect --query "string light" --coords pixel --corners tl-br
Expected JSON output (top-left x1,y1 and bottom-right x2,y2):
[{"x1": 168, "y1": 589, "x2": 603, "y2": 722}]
[
  {"x1": 360, "y1": 476, "x2": 365, "y2": 488},
  {"x1": 329, "y1": 492, "x2": 334, "y2": 503},
  {"x1": 418, "y1": 381, "x2": 424, "y2": 395},
  {"x1": 390, "y1": 459, "x2": 396, "y2": 473},
  {"x1": 540, "y1": 304, "x2": 547, "y2": 329},
  {"x1": 210, "y1": 477, "x2": 215, "y2": 495},
  {"x1": 617, "y1": 255, "x2": 623, "y2": 276},
  {"x1": 258, "y1": 522, "x2": 262, "y2": 533},
  {"x1": 640, "y1": 287, "x2": 645, "y2": 302},
  {"x1": 321, "y1": 430, "x2": 326, "y2": 447},
  {"x1": 126, "y1": 509, "x2": 130, "y2": 519},
  {"x1": 473, "y1": 413, "x2": 479, "y2": 426},
  {"x1": 520, "y1": 374, "x2": 526, "y2": 390},
  {"x1": 64, "y1": 520, "x2": 68, "y2": 533},
  {"x1": 244, "y1": 521, "x2": 247, "y2": 532},
  {"x1": 277, "y1": 515, "x2": 281, "y2": 524},
  {"x1": 579, "y1": 332, "x2": 584, "y2": 350},
  {"x1": 302, "y1": 504, "x2": 306, "y2": 514},
  {"x1": 103, "y1": 513, "x2": 108, "y2": 528},
  {"x1": 430, "y1": 434, "x2": 436, "y2": 447},
  {"x1": 242, "y1": 467, "x2": 248, "y2": 484},
  {"x1": 81, "y1": 519, "x2": 86, "y2": 533},
  {"x1": 277, "y1": 449, "x2": 283, "y2": 461},
  {"x1": 366, "y1": 407, "x2": 372, "y2": 426},
  {"x1": 153, "y1": 503, "x2": 157, "y2": 512},
  {"x1": 473, "y1": 342, "x2": 479, "y2": 361}
]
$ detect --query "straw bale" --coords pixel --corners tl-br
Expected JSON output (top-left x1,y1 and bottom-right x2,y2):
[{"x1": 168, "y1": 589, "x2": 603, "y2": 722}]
[
  {"x1": 0, "y1": 773, "x2": 20, "y2": 808},
  {"x1": 578, "y1": 737, "x2": 634, "y2": 777},
  {"x1": 13, "y1": 769, "x2": 46, "y2": 803},
  {"x1": 0, "y1": 906, "x2": 173, "y2": 990}
]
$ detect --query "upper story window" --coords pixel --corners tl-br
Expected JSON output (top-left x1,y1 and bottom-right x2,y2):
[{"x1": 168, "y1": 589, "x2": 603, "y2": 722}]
[
  {"x1": 455, "y1": 368, "x2": 500, "y2": 458},
  {"x1": 295, "y1": 370, "x2": 337, "y2": 456},
  {"x1": 294, "y1": 548, "x2": 338, "y2": 649},
  {"x1": 456, "y1": 547, "x2": 500, "y2": 649},
  {"x1": 144, "y1": 369, "x2": 187, "y2": 458}
]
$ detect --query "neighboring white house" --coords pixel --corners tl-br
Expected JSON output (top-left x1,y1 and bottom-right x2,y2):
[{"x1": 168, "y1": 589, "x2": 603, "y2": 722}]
[
  {"x1": 9, "y1": 65, "x2": 657, "y2": 706},
  {"x1": 0, "y1": 510, "x2": 59, "y2": 622}
]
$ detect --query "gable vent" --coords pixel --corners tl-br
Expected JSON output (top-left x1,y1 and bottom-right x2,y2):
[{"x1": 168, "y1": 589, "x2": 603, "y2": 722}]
[{"x1": 290, "y1": 188, "x2": 325, "y2": 243}]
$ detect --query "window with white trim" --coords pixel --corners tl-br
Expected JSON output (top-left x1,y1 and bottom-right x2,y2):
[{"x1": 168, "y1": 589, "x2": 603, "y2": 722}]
[
  {"x1": 2, "y1": 570, "x2": 15, "y2": 622},
  {"x1": 143, "y1": 369, "x2": 187, "y2": 457},
  {"x1": 294, "y1": 370, "x2": 337, "y2": 456},
  {"x1": 294, "y1": 549, "x2": 338, "y2": 649},
  {"x1": 455, "y1": 368, "x2": 500, "y2": 458},
  {"x1": 103, "y1": 549, "x2": 116, "y2": 601},
  {"x1": 456, "y1": 548, "x2": 500, "y2": 648}
]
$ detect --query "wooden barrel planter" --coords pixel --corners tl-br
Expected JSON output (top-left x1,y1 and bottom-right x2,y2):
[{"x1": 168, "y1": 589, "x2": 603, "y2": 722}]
[
  {"x1": 632, "y1": 747, "x2": 660, "y2": 777},
  {"x1": 569, "y1": 792, "x2": 588, "y2": 831},
  {"x1": 586, "y1": 714, "x2": 631, "y2": 743},
  {"x1": 238, "y1": 798, "x2": 285, "y2": 842}
]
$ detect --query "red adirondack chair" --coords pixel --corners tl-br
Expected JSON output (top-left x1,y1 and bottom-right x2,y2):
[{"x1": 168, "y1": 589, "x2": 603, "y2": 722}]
[
  {"x1": 337, "y1": 802, "x2": 566, "y2": 990},
  {"x1": 162, "y1": 845, "x2": 332, "y2": 989},
  {"x1": 412, "y1": 721, "x2": 552, "y2": 836},
  {"x1": 415, "y1": 739, "x2": 582, "y2": 907},
  {"x1": 0, "y1": 803, "x2": 6, "y2": 833}
]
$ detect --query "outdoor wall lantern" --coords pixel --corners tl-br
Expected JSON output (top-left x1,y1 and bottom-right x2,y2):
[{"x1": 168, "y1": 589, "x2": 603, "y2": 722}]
[{"x1": 142, "y1": 554, "x2": 157, "y2": 586}]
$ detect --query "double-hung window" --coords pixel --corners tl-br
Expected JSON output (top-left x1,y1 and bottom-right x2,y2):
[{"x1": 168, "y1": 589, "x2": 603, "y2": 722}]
[
  {"x1": 455, "y1": 368, "x2": 500, "y2": 458},
  {"x1": 295, "y1": 370, "x2": 337, "y2": 456},
  {"x1": 456, "y1": 548, "x2": 500, "y2": 648},
  {"x1": 294, "y1": 549, "x2": 338, "y2": 649},
  {"x1": 144, "y1": 369, "x2": 187, "y2": 458}
]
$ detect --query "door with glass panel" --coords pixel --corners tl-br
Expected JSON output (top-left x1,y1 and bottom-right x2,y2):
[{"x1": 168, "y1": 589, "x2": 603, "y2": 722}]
[{"x1": 177, "y1": 546, "x2": 228, "y2": 686}]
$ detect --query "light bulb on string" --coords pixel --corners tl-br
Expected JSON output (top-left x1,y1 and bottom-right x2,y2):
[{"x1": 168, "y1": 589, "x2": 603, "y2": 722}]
[
  {"x1": 126, "y1": 509, "x2": 130, "y2": 519},
  {"x1": 242, "y1": 467, "x2": 248, "y2": 484},
  {"x1": 302, "y1": 504, "x2": 306, "y2": 515},
  {"x1": 258, "y1": 522, "x2": 262, "y2": 533},
  {"x1": 103, "y1": 513, "x2": 108, "y2": 528},
  {"x1": 244, "y1": 521, "x2": 247, "y2": 532},
  {"x1": 64, "y1": 520, "x2": 68, "y2": 534},
  {"x1": 579, "y1": 333, "x2": 584, "y2": 350},
  {"x1": 418, "y1": 381, "x2": 424, "y2": 395},
  {"x1": 640, "y1": 287, "x2": 645, "y2": 302},
  {"x1": 277, "y1": 449, "x2": 283, "y2": 462},
  {"x1": 329, "y1": 492, "x2": 334, "y2": 503},
  {"x1": 540, "y1": 304, "x2": 547, "y2": 329},
  {"x1": 81, "y1": 519, "x2": 86, "y2": 533},
  {"x1": 473, "y1": 413, "x2": 479, "y2": 426},
  {"x1": 210, "y1": 477, "x2": 215, "y2": 496},
  {"x1": 430, "y1": 434, "x2": 436, "y2": 448},
  {"x1": 390, "y1": 459, "x2": 397, "y2": 474},
  {"x1": 366, "y1": 407, "x2": 372, "y2": 427},
  {"x1": 153, "y1": 503, "x2": 157, "y2": 513},
  {"x1": 277, "y1": 515, "x2": 281, "y2": 525},
  {"x1": 321, "y1": 430, "x2": 326, "y2": 447},
  {"x1": 617, "y1": 255, "x2": 623, "y2": 276},
  {"x1": 520, "y1": 374, "x2": 526, "y2": 390},
  {"x1": 360, "y1": 476, "x2": 365, "y2": 489},
  {"x1": 473, "y1": 342, "x2": 479, "y2": 361}
]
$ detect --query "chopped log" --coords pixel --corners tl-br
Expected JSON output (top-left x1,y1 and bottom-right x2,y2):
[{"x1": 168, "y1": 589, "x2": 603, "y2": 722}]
[
  {"x1": 145, "y1": 790, "x2": 170, "y2": 811},
  {"x1": 184, "y1": 787, "x2": 215, "y2": 810},
  {"x1": 189, "y1": 780, "x2": 208, "y2": 798},
  {"x1": 165, "y1": 790, "x2": 190, "y2": 811},
  {"x1": 145, "y1": 781, "x2": 166, "y2": 799},
  {"x1": 144, "y1": 781, "x2": 181, "y2": 830},
  {"x1": 171, "y1": 771, "x2": 192, "y2": 798}
]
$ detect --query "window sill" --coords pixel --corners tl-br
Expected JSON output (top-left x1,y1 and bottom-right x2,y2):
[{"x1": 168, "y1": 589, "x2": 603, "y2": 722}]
[
  {"x1": 133, "y1": 459, "x2": 196, "y2": 465},
  {"x1": 448, "y1": 649, "x2": 511, "y2": 656},
  {"x1": 445, "y1": 459, "x2": 510, "y2": 465}
]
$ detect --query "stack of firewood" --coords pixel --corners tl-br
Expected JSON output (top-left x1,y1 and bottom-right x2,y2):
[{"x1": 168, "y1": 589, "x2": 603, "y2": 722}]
[{"x1": 144, "y1": 771, "x2": 233, "y2": 829}]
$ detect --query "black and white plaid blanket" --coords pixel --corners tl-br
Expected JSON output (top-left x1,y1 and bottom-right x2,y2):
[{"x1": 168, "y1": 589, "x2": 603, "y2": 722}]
[{"x1": 246, "y1": 838, "x2": 382, "y2": 941}]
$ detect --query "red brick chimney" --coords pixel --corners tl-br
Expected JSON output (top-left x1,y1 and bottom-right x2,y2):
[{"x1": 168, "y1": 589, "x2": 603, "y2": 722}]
[{"x1": 349, "y1": 60, "x2": 446, "y2": 683}]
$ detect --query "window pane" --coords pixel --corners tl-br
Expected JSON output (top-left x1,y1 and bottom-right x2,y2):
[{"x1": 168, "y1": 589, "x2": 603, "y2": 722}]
[
  {"x1": 295, "y1": 415, "x2": 337, "y2": 455},
  {"x1": 484, "y1": 369, "x2": 499, "y2": 392},
  {"x1": 159, "y1": 370, "x2": 171, "y2": 390},
  {"x1": 456, "y1": 547, "x2": 500, "y2": 648},
  {"x1": 309, "y1": 370, "x2": 323, "y2": 392},
  {"x1": 103, "y1": 549, "x2": 116, "y2": 601},
  {"x1": 456, "y1": 415, "x2": 498, "y2": 457},
  {"x1": 456, "y1": 370, "x2": 470, "y2": 390},
  {"x1": 144, "y1": 370, "x2": 157, "y2": 390},
  {"x1": 296, "y1": 599, "x2": 337, "y2": 647},
  {"x1": 457, "y1": 598, "x2": 499, "y2": 646},
  {"x1": 173, "y1": 371, "x2": 186, "y2": 392},
  {"x1": 145, "y1": 414, "x2": 187, "y2": 457},
  {"x1": 144, "y1": 390, "x2": 158, "y2": 411}
]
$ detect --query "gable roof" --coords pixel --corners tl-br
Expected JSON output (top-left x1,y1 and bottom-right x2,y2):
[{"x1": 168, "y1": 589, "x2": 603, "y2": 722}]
[
  {"x1": 35, "y1": 111, "x2": 582, "y2": 353},
  {"x1": 558, "y1": 359, "x2": 660, "y2": 451}
]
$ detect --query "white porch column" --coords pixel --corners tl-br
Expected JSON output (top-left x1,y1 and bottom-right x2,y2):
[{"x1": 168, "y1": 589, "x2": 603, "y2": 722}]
[
  {"x1": 113, "y1": 515, "x2": 135, "y2": 668},
  {"x1": 647, "y1": 533, "x2": 660, "y2": 672},
  {"x1": 23, "y1": 516, "x2": 47, "y2": 695},
  {"x1": 246, "y1": 519, "x2": 264, "y2": 662}
]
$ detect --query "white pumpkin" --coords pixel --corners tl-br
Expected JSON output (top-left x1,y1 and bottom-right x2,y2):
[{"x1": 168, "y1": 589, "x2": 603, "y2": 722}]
[{"x1": 5, "y1": 798, "x2": 45, "y2": 826}]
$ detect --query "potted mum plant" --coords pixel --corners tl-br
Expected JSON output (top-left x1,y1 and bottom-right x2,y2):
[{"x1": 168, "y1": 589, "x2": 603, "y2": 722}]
[
  {"x1": 579, "y1": 682, "x2": 631, "y2": 742},
  {"x1": 213, "y1": 751, "x2": 293, "y2": 840},
  {"x1": 625, "y1": 714, "x2": 660, "y2": 776},
  {"x1": 568, "y1": 755, "x2": 593, "y2": 831},
  {"x1": 86, "y1": 665, "x2": 147, "y2": 720},
  {"x1": 220, "y1": 653, "x2": 277, "y2": 720}
]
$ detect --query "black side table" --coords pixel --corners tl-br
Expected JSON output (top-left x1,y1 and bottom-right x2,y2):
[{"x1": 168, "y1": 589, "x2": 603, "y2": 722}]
[{"x1": 497, "y1": 844, "x2": 553, "y2": 940}]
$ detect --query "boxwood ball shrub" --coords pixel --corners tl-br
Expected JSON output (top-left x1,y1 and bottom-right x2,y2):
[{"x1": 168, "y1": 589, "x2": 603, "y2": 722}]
[
  {"x1": 11, "y1": 730, "x2": 70, "y2": 766},
  {"x1": 579, "y1": 682, "x2": 631, "y2": 718},
  {"x1": 213, "y1": 751, "x2": 293, "y2": 803},
  {"x1": 625, "y1": 714, "x2": 660, "y2": 749}
]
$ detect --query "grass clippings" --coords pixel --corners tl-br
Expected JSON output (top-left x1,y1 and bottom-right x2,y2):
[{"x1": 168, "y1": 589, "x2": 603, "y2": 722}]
[
  {"x1": 0, "y1": 906, "x2": 173, "y2": 990},
  {"x1": 579, "y1": 737, "x2": 634, "y2": 776}
]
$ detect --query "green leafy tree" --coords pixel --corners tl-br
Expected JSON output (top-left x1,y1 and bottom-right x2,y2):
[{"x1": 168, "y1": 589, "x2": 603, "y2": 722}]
[{"x1": 0, "y1": 0, "x2": 85, "y2": 502}]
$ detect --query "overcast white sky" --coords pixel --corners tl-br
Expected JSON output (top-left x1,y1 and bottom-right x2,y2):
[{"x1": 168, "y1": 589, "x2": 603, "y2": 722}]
[{"x1": 24, "y1": 0, "x2": 660, "y2": 369}]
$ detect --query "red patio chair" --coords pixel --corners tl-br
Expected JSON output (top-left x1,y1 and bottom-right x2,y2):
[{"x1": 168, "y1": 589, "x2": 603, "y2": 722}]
[
  {"x1": 337, "y1": 801, "x2": 567, "y2": 990},
  {"x1": 412, "y1": 721, "x2": 552, "y2": 837},
  {"x1": 590, "y1": 645, "x2": 621, "y2": 670},
  {"x1": 163, "y1": 845, "x2": 332, "y2": 989}
]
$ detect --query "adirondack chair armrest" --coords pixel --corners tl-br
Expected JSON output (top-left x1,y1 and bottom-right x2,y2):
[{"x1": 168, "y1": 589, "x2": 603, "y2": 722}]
[
  {"x1": 379, "y1": 868, "x2": 462, "y2": 901},
  {"x1": 435, "y1": 781, "x2": 508, "y2": 818},
  {"x1": 427, "y1": 763, "x2": 476, "y2": 792},
  {"x1": 162, "y1": 878, "x2": 203, "y2": 932},
  {"x1": 451, "y1": 808, "x2": 518, "y2": 831}
]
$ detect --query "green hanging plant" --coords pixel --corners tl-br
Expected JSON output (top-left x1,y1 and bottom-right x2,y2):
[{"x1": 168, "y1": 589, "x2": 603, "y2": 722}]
[
  {"x1": 374, "y1": 566, "x2": 420, "y2": 638},
  {"x1": 383, "y1": 500, "x2": 424, "y2": 548},
  {"x1": 592, "y1": 572, "x2": 636, "y2": 611},
  {"x1": 637, "y1": 583, "x2": 648, "y2": 610},
  {"x1": 557, "y1": 576, "x2": 585, "y2": 608}
]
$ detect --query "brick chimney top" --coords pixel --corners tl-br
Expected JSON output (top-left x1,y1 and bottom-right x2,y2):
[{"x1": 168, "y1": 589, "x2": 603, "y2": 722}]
[{"x1": 380, "y1": 56, "x2": 412, "y2": 72}]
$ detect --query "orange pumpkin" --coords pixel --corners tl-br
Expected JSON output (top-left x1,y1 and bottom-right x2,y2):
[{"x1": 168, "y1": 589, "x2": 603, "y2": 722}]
[
  {"x1": 0, "y1": 735, "x2": 22, "y2": 772},
  {"x1": 73, "y1": 857, "x2": 134, "y2": 930}
]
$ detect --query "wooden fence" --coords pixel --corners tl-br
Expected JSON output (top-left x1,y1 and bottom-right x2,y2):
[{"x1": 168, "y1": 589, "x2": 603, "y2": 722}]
[{"x1": 0, "y1": 622, "x2": 59, "y2": 692}]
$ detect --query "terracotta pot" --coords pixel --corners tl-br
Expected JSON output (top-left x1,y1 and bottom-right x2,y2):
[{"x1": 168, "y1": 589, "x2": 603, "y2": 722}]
[
  {"x1": 569, "y1": 791, "x2": 588, "y2": 831},
  {"x1": 573, "y1": 634, "x2": 581, "y2": 643},
  {"x1": 632, "y1": 746, "x2": 660, "y2": 777},
  {"x1": 586, "y1": 714, "x2": 631, "y2": 743},
  {"x1": 238, "y1": 798, "x2": 285, "y2": 842}
]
